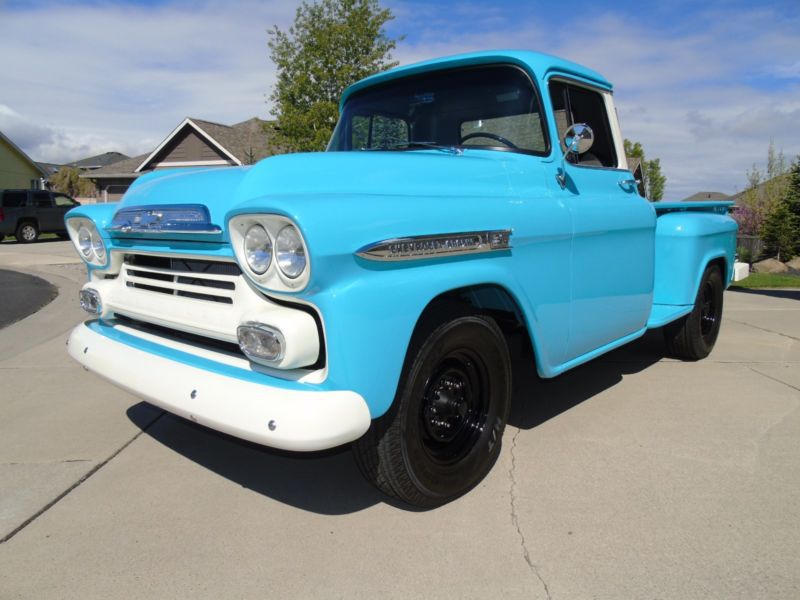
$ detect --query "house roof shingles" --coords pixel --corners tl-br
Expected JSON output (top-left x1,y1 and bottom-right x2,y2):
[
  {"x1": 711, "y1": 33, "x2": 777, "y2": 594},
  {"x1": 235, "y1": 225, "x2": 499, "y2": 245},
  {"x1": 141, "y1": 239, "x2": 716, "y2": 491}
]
[
  {"x1": 190, "y1": 118, "x2": 282, "y2": 165},
  {"x1": 83, "y1": 154, "x2": 150, "y2": 179},
  {"x1": 68, "y1": 151, "x2": 130, "y2": 170},
  {"x1": 83, "y1": 117, "x2": 280, "y2": 181}
]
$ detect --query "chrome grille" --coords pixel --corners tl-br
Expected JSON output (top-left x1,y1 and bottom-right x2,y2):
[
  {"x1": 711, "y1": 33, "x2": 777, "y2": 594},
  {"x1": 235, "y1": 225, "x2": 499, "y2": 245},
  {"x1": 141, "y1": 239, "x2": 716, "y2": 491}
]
[{"x1": 122, "y1": 254, "x2": 241, "y2": 304}]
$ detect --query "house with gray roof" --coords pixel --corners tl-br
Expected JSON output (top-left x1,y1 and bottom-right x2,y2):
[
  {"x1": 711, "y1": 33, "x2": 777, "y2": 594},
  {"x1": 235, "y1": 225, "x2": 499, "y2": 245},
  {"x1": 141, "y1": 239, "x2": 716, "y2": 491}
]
[
  {"x1": 0, "y1": 129, "x2": 48, "y2": 190},
  {"x1": 84, "y1": 117, "x2": 280, "y2": 201},
  {"x1": 68, "y1": 151, "x2": 130, "y2": 171}
]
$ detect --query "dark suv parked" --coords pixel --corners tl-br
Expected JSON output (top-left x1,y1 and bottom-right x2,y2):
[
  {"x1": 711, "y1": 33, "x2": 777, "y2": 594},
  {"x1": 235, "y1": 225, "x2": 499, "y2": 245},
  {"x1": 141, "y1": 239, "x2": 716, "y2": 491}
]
[{"x1": 0, "y1": 189, "x2": 81, "y2": 243}]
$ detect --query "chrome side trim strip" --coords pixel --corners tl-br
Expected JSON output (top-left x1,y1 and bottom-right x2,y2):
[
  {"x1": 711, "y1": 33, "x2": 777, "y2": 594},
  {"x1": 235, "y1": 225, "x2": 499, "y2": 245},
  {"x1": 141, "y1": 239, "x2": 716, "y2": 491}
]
[{"x1": 356, "y1": 229, "x2": 512, "y2": 261}]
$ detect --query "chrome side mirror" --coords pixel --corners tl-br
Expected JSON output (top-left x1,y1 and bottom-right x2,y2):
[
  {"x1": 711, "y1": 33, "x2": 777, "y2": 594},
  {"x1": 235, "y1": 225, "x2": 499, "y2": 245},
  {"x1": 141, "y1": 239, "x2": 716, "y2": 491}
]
[{"x1": 556, "y1": 123, "x2": 594, "y2": 188}]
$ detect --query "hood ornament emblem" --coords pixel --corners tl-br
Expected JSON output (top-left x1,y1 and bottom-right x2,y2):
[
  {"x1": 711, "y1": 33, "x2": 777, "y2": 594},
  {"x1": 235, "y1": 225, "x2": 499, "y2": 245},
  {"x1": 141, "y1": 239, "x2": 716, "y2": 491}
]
[{"x1": 108, "y1": 204, "x2": 222, "y2": 235}]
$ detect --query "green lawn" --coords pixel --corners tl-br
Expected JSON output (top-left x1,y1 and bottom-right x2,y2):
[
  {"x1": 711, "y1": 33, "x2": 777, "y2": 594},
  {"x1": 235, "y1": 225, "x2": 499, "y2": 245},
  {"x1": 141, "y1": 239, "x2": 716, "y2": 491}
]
[{"x1": 731, "y1": 272, "x2": 800, "y2": 288}]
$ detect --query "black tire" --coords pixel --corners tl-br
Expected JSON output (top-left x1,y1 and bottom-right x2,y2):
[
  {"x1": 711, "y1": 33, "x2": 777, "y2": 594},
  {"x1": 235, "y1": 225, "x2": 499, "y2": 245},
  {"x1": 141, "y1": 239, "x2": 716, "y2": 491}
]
[
  {"x1": 354, "y1": 314, "x2": 511, "y2": 508},
  {"x1": 664, "y1": 264, "x2": 724, "y2": 360},
  {"x1": 15, "y1": 221, "x2": 39, "y2": 243}
]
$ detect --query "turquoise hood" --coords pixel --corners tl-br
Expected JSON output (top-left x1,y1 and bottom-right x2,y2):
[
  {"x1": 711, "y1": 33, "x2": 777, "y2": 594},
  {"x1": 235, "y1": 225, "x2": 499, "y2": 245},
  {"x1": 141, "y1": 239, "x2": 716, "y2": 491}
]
[{"x1": 117, "y1": 150, "x2": 521, "y2": 242}]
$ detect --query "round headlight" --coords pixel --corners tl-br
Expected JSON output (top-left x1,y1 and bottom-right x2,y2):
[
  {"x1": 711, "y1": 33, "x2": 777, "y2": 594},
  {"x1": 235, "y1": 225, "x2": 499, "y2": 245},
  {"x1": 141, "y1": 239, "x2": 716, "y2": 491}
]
[
  {"x1": 275, "y1": 225, "x2": 306, "y2": 279},
  {"x1": 92, "y1": 234, "x2": 106, "y2": 262},
  {"x1": 78, "y1": 225, "x2": 93, "y2": 259},
  {"x1": 244, "y1": 224, "x2": 272, "y2": 275}
]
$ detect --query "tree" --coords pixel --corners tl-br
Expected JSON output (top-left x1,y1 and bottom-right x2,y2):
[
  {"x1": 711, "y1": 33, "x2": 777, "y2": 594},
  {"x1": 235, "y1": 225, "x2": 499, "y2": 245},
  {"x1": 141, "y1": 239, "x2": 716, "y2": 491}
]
[
  {"x1": 761, "y1": 195, "x2": 798, "y2": 261},
  {"x1": 735, "y1": 166, "x2": 764, "y2": 236},
  {"x1": 763, "y1": 140, "x2": 789, "y2": 215},
  {"x1": 774, "y1": 155, "x2": 800, "y2": 259},
  {"x1": 267, "y1": 0, "x2": 401, "y2": 152},
  {"x1": 623, "y1": 139, "x2": 666, "y2": 201},
  {"x1": 50, "y1": 167, "x2": 96, "y2": 197},
  {"x1": 734, "y1": 141, "x2": 790, "y2": 241},
  {"x1": 783, "y1": 156, "x2": 800, "y2": 233}
]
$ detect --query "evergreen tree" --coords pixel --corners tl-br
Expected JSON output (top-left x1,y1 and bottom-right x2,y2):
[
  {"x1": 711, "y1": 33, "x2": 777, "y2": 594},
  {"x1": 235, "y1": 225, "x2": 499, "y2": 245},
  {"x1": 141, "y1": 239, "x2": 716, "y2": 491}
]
[
  {"x1": 761, "y1": 196, "x2": 798, "y2": 261},
  {"x1": 777, "y1": 156, "x2": 800, "y2": 260},
  {"x1": 267, "y1": 0, "x2": 401, "y2": 152}
]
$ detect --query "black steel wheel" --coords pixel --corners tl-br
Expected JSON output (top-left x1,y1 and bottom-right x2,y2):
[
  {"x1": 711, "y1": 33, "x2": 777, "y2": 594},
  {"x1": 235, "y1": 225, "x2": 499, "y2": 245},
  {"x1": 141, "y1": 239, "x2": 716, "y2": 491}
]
[
  {"x1": 15, "y1": 221, "x2": 39, "y2": 243},
  {"x1": 354, "y1": 314, "x2": 511, "y2": 508},
  {"x1": 664, "y1": 263, "x2": 724, "y2": 360}
]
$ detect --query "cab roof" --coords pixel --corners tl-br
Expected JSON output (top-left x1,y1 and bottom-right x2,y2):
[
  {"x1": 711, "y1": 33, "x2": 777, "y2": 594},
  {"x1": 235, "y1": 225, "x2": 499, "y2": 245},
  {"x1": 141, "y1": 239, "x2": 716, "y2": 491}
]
[{"x1": 340, "y1": 50, "x2": 612, "y2": 109}]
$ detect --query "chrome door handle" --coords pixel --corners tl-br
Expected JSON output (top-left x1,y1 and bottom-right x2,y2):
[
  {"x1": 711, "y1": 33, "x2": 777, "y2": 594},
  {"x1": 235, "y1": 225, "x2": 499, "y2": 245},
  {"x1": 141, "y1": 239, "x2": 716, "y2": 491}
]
[{"x1": 618, "y1": 177, "x2": 639, "y2": 190}]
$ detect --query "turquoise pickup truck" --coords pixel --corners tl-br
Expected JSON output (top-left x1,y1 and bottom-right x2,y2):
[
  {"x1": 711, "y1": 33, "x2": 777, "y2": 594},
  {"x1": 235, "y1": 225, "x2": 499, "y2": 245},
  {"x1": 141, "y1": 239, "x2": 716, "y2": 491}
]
[{"x1": 65, "y1": 50, "x2": 738, "y2": 507}]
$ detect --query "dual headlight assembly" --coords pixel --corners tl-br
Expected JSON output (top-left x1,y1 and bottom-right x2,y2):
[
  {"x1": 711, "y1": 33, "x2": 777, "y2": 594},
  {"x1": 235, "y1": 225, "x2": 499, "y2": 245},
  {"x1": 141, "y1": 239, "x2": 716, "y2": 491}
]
[
  {"x1": 67, "y1": 214, "x2": 312, "y2": 367},
  {"x1": 67, "y1": 214, "x2": 310, "y2": 292},
  {"x1": 66, "y1": 218, "x2": 107, "y2": 266},
  {"x1": 229, "y1": 215, "x2": 310, "y2": 292}
]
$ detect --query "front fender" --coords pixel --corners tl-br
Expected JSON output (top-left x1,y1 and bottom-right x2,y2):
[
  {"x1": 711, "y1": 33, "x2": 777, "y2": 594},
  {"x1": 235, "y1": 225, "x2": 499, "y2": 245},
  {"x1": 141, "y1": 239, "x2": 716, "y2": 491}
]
[{"x1": 308, "y1": 253, "x2": 539, "y2": 418}]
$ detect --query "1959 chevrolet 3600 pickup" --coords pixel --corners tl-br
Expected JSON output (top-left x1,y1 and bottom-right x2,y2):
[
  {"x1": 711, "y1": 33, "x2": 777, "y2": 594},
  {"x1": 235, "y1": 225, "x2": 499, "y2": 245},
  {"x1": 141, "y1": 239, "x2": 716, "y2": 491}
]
[{"x1": 66, "y1": 50, "x2": 739, "y2": 507}]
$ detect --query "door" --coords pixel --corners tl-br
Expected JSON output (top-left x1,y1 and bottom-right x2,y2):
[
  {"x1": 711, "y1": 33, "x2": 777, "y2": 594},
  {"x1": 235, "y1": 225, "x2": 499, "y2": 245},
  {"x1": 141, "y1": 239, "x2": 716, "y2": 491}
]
[
  {"x1": 31, "y1": 191, "x2": 61, "y2": 232},
  {"x1": 548, "y1": 79, "x2": 656, "y2": 361}
]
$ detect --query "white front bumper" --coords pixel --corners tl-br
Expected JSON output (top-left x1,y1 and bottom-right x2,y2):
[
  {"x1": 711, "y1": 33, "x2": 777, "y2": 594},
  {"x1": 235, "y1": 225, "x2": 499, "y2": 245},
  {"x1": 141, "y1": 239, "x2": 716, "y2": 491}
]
[{"x1": 68, "y1": 322, "x2": 371, "y2": 451}]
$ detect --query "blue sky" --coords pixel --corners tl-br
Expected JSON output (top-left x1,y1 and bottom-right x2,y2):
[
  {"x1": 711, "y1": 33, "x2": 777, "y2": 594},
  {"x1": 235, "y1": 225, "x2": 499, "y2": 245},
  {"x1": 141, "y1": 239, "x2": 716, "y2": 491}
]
[{"x1": 1, "y1": 0, "x2": 798, "y2": 198}]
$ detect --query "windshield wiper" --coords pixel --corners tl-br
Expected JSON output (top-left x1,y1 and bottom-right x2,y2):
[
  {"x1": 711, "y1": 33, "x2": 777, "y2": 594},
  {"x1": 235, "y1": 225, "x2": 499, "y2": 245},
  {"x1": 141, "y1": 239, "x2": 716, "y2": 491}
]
[{"x1": 381, "y1": 141, "x2": 463, "y2": 155}]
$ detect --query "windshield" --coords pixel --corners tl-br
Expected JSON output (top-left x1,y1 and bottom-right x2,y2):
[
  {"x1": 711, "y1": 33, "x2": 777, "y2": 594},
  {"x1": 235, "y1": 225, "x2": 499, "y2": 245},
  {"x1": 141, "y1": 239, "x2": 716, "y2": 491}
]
[{"x1": 327, "y1": 65, "x2": 548, "y2": 155}]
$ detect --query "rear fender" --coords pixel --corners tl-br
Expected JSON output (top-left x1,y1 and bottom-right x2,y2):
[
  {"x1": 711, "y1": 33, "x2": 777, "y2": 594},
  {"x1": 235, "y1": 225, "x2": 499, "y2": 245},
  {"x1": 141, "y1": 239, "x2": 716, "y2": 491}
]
[{"x1": 653, "y1": 212, "x2": 736, "y2": 306}]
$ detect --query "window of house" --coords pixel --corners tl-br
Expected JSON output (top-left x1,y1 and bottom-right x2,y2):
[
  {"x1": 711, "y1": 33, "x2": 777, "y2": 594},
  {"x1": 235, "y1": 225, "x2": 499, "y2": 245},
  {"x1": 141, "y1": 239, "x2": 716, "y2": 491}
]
[{"x1": 549, "y1": 80, "x2": 617, "y2": 168}]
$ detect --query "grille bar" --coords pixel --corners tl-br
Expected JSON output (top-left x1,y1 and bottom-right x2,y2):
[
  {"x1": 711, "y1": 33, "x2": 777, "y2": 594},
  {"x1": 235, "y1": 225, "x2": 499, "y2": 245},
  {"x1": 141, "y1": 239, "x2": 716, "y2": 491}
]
[{"x1": 122, "y1": 254, "x2": 239, "y2": 305}]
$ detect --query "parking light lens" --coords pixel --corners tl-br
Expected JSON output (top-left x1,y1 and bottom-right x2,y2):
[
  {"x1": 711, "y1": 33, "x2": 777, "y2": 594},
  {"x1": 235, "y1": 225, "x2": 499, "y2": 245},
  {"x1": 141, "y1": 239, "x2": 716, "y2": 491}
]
[
  {"x1": 237, "y1": 323, "x2": 285, "y2": 364},
  {"x1": 79, "y1": 288, "x2": 102, "y2": 314}
]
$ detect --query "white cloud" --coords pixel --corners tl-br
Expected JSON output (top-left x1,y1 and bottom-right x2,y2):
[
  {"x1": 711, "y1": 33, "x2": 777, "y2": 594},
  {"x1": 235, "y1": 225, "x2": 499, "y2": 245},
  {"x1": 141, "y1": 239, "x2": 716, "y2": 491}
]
[
  {"x1": 0, "y1": 0, "x2": 302, "y2": 162},
  {"x1": 391, "y1": 4, "x2": 800, "y2": 198},
  {"x1": 1, "y1": 0, "x2": 798, "y2": 198}
]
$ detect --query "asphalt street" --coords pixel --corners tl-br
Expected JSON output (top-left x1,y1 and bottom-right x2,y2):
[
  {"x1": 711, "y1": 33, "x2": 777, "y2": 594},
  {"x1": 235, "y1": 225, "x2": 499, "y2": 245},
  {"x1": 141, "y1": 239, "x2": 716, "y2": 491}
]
[
  {"x1": 0, "y1": 269, "x2": 58, "y2": 328},
  {"x1": 0, "y1": 240, "x2": 798, "y2": 599}
]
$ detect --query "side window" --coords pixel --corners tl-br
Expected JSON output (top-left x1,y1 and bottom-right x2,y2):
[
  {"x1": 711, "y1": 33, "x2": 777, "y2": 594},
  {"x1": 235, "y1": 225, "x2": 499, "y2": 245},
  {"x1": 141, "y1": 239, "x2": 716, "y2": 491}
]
[
  {"x1": 351, "y1": 114, "x2": 409, "y2": 149},
  {"x1": 2, "y1": 191, "x2": 27, "y2": 207},
  {"x1": 549, "y1": 80, "x2": 617, "y2": 168},
  {"x1": 54, "y1": 195, "x2": 76, "y2": 207},
  {"x1": 32, "y1": 191, "x2": 53, "y2": 208}
]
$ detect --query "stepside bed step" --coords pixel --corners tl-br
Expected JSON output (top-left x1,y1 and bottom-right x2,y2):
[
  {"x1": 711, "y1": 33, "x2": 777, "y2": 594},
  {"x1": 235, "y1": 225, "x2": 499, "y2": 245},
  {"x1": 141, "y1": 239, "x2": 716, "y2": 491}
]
[{"x1": 647, "y1": 304, "x2": 693, "y2": 329}]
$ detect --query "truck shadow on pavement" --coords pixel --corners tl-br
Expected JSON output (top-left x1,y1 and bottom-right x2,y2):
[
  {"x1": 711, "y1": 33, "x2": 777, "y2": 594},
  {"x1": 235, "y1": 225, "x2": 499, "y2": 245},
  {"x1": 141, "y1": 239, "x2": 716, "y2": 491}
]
[{"x1": 127, "y1": 330, "x2": 666, "y2": 514}]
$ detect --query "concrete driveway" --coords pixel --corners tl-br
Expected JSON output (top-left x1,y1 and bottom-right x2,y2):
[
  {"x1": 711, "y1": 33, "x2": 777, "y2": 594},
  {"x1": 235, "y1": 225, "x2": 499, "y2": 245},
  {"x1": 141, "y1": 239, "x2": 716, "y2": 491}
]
[{"x1": 1, "y1": 241, "x2": 798, "y2": 599}]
